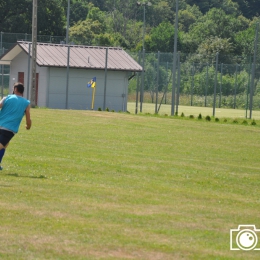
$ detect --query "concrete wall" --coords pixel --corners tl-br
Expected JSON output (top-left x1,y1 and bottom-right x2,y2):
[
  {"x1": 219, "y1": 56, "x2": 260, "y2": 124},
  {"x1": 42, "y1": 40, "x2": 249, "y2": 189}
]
[{"x1": 48, "y1": 68, "x2": 129, "y2": 111}]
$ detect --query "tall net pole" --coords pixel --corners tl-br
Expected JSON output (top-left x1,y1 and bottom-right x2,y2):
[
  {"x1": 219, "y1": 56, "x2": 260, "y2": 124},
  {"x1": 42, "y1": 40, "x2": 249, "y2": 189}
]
[
  {"x1": 213, "y1": 52, "x2": 219, "y2": 117},
  {"x1": 30, "y1": 0, "x2": 37, "y2": 107},
  {"x1": 66, "y1": 0, "x2": 70, "y2": 44},
  {"x1": 171, "y1": 0, "x2": 178, "y2": 116},
  {"x1": 249, "y1": 23, "x2": 259, "y2": 119}
]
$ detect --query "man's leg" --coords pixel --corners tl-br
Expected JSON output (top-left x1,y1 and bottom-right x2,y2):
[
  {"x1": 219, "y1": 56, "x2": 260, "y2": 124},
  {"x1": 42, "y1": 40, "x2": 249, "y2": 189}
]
[
  {"x1": 0, "y1": 129, "x2": 14, "y2": 170},
  {"x1": 0, "y1": 148, "x2": 5, "y2": 169},
  {"x1": 0, "y1": 143, "x2": 8, "y2": 170}
]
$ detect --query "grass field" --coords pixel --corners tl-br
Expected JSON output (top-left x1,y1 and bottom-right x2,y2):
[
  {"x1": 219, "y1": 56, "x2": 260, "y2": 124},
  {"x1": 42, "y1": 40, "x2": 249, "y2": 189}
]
[
  {"x1": 127, "y1": 102, "x2": 260, "y2": 119},
  {"x1": 0, "y1": 108, "x2": 260, "y2": 259}
]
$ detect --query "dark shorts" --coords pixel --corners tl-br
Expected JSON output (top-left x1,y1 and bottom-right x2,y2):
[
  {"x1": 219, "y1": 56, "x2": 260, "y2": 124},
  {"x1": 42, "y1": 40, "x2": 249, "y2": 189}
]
[{"x1": 0, "y1": 129, "x2": 15, "y2": 147}]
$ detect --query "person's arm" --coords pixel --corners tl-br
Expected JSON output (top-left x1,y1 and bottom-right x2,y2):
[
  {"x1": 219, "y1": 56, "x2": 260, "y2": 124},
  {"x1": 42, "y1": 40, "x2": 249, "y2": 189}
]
[
  {"x1": 0, "y1": 97, "x2": 6, "y2": 109},
  {"x1": 25, "y1": 105, "x2": 32, "y2": 130}
]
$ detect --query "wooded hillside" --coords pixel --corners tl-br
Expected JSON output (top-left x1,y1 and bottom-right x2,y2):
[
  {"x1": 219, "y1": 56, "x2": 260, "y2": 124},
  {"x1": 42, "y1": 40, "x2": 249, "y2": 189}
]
[{"x1": 1, "y1": 0, "x2": 259, "y2": 58}]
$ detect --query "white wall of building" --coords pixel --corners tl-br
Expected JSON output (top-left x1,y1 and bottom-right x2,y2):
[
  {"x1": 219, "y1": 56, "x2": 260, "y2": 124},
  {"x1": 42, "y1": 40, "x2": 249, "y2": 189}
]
[
  {"x1": 8, "y1": 51, "x2": 130, "y2": 111},
  {"x1": 9, "y1": 51, "x2": 48, "y2": 107}
]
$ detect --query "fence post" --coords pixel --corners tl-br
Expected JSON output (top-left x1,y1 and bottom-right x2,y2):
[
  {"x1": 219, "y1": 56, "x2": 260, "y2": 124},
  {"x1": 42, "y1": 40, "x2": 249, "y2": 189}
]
[
  {"x1": 219, "y1": 63, "x2": 223, "y2": 108},
  {"x1": 176, "y1": 52, "x2": 181, "y2": 115},
  {"x1": 135, "y1": 51, "x2": 141, "y2": 114},
  {"x1": 191, "y1": 63, "x2": 194, "y2": 106},
  {"x1": 165, "y1": 62, "x2": 168, "y2": 104},
  {"x1": 205, "y1": 63, "x2": 208, "y2": 107},
  {"x1": 213, "y1": 52, "x2": 219, "y2": 117},
  {"x1": 249, "y1": 22, "x2": 259, "y2": 119},
  {"x1": 103, "y1": 48, "x2": 108, "y2": 111},
  {"x1": 171, "y1": 0, "x2": 179, "y2": 116},
  {"x1": 246, "y1": 59, "x2": 252, "y2": 119},
  {"x1": 140, "y1": 48, "x2": 145, "y2": 112},
  {"x1": 30, "y1": 0, "x2": 38, "y2": 107},
  {"x1": 155, "y1": 51, "x2": 160, "y2": 113},
  {"x1": 65, "y1": 45, "x2": 70, "y2": 109},
  {"x1": 234, "y1": 63, "x2": 238, "y2": 109},
  {"x1": 27, "y1": 43, "x2": 31, "y2": 100}
]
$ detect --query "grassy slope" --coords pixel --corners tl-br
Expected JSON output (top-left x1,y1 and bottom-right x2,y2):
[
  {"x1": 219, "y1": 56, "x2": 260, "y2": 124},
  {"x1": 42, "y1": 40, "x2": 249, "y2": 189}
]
[{"x1": 0, "y1": 108, "x2": 260, "y2": 260}]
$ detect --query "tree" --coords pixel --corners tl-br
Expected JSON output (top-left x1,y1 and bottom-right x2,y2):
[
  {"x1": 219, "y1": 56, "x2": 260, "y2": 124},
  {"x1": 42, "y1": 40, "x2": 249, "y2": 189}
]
[
  {"x1": 189, "y1": 7, "x2": 250, "y2": 52},
  {"x1": 69, "y1": 19, "x2": 104, "y2": 45},
  {"x1": 0, "y1": 0, "x2": 32, "y2": 32},
  {"x1": 196, "y1": 36, "x2": 234, "y2": 64},
  {"x1": 38, "y1": 0, "x2": 66, "y2": 35},
  {"x1": 178, "y1": 9, "x2": 197, "y2": 32},
  {"x1": 186, "y1": 0, "x2": 238, "y2": 14},
  {"x1": 70, "y1": 0, "x2": 89, "y2": 26},
  {"x1": 234, "y1": 0, "x2": 260, "y2": 19},
  {"x1": 144, "y1": 21, "x2": 177, "y2": 52},
  {"x1": 0, "y1": 0, "x2": 66, "y2": 35},
  {"x1": 145, "y1": 1, "x2": 174, "y2": 27},
  {"x1": 69, "y1": 4, "x2": 106, "y2": 45},
  {"x1": 234, "y1": 25, "x2": 255, "y2": 58}
]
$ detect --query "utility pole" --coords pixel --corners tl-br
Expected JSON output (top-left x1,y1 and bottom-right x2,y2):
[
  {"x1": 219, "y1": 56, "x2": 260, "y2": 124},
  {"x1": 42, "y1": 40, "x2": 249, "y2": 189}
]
[
  {"x1": 30, "y1": 0, "x2": 37, "y2": 107},
  {"x1": 65, "y1": 0, "x2": 71, "y2": 109},
  {"x1": 66, "y1": 0, "x2": 70, "y2": 44}
]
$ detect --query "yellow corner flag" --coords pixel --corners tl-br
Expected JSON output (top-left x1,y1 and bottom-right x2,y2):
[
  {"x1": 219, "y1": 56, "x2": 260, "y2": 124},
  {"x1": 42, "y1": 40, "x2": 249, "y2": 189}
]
[
  {"x1": 87, "y1": 77, "x2": 96, "y2": 110},
  {"x1": 87, "y1": 77, "x2": 96, "y2": 88}
]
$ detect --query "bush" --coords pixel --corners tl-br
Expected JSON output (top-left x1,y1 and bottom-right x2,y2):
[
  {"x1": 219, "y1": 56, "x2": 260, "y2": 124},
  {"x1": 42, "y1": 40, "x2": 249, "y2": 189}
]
[
  {"x1": 251, "y1": 120, "x2": 257, "y2": 125},
  {"x1": 233, "y1": 119, "x2": 238, "y2": 124},
  {"x1": 215, "y1": 118, "x2": 219, "y2": 122},
  {"x1": 242, "y1": 120, "x2": 248, "y2": 125},
  {"x1": 98, "y1": 107, "x2": 102, "y2": 111},
  {"x1": 205, "y1": 115, "x2": 211, "y2": 121},
  {"x1": 189, "y1": 115, "x2": 194, "y2": 119},
  {"x1": 181, "y1": 112, "x2": 185, "y2": 117},
  {"x1": 198, "y1": 113, "x2": 202, "y2": 120}
]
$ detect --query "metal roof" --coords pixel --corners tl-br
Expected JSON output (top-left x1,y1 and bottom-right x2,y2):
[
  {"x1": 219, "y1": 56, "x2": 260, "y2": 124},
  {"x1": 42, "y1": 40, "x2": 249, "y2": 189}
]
[{"x1": 0, "y1": 41, "x2": 143, "y2": 72}]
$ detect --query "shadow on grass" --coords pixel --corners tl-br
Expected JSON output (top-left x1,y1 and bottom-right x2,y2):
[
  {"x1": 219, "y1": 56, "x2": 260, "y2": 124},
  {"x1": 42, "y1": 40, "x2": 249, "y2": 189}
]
[{"x1": 5, "y1": 173, "x2": 47, "y2": 179}]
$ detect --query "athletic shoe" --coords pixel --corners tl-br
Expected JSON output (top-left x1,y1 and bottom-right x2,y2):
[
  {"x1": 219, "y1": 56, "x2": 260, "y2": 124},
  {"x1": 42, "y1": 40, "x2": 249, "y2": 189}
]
[{"x1": 0, "y1": 166, "x2": 3, "y2": 170}]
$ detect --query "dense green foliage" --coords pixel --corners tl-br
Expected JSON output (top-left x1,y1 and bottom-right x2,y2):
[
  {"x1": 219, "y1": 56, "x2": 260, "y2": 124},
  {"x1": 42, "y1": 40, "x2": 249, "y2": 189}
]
[
  {"x1": 0, "y1": 0, "x2": 67, "y2": 35},
  {"x1": 1, "y1": 0, "x2": 260, "y2": 55}
]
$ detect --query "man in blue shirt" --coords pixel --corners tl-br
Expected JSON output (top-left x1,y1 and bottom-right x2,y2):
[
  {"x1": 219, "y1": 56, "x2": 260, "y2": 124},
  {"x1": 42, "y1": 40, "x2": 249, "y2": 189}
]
[{"x1": 0, "y1": 82, "x2": 32, "y2": 169}]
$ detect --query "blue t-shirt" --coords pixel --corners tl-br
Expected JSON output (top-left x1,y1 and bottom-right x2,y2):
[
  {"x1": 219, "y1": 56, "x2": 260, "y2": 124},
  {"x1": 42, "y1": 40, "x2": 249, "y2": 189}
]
[{"x1": 0, "y1": 95, "x2": 30, "y2": 133}]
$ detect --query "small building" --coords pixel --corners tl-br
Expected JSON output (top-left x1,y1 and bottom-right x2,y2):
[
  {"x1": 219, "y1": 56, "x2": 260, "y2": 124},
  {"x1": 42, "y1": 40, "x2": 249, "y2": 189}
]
[{"x1": 0, "y1": 42, "x2": 142, "y2": 111}]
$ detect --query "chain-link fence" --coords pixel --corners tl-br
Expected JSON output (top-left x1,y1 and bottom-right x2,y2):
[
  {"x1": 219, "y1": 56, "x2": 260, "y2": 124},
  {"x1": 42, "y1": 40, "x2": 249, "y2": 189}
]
[
  {"x1": 0, "y1": 32, "x2": 66, "y2": 54},
  {"x1": 128, "y1": 49, "x2": 260, "y2": 118},
  {"x1": 0, "y1": 65, "x2": 10, "y2": 98},
  {"x1": 1, "y1": 31, "x2": 260, "y2": 118}
]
